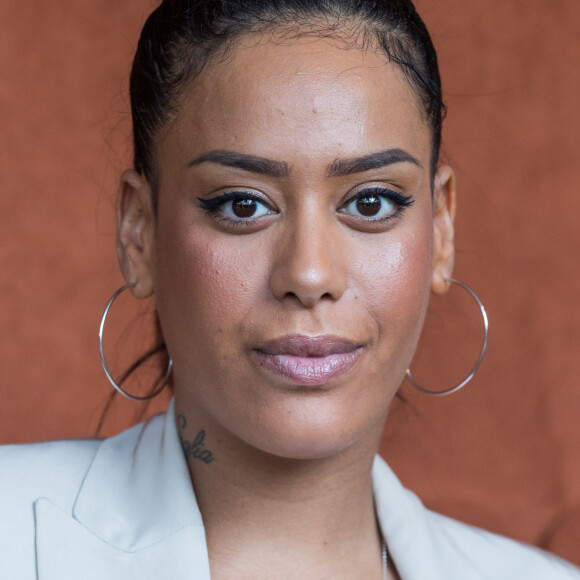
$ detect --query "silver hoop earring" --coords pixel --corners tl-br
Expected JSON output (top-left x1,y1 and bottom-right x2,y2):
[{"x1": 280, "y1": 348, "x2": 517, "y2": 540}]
[
  {"x1": 406, "y1": 278, "x2": 489, "y2": 397},
  {"x1": 99, "y1": 283, "x2": 173, "y2": 402}
]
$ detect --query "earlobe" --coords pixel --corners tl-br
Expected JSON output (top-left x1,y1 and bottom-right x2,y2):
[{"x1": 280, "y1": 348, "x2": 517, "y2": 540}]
[
  {"x1": 116, "y1": 169, "x2": 156, "y2": 299},
  {"x1": 431, "y1": 165, "x2": 456, "y2": 295}
]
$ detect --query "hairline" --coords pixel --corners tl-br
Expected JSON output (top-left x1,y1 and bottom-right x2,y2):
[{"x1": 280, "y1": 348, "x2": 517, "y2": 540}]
[{"x1": 146, "y1": 23, "x2": 438, "y2": 213}]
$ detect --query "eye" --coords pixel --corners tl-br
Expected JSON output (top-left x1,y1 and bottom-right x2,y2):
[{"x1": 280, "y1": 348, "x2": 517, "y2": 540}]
[
  {"x1": 340, "y1": 187, "x2": 414, "y2": 221},
  {"x1": 221, "y1": 196, "x2": 271, "y2": 220},
  {"x1": 198, "y1": 191, "x2": 274, "y2": 223},
  {"x1": 346, "y1": 193, "x2": 395, "y2": 219}
]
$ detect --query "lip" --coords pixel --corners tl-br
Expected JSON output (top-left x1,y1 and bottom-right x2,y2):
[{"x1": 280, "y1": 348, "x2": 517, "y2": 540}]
[{"x1": 253, "y1": 335, "x2": 363, "y2": 386}]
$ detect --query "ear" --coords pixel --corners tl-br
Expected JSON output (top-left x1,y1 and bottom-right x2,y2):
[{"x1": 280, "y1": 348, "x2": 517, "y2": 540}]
[
  {"x1": 431, "y1": 164, "x2": 457, "y2": 295},
  {"x1": 116, "y1": 169, "x2": 156, "y2": 299}
]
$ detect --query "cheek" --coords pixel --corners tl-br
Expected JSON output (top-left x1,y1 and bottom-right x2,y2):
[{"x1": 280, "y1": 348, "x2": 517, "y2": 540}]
[
  {"x1": 153, "y1": 219, "x2": 266, "y2": 357},
  {"x1": 354, "y1": 221, "x2": 434, "y2": 356}
]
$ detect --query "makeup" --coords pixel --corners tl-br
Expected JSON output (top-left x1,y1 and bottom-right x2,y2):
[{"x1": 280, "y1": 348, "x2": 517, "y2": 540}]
[
  {"x1": 253, "y1": 335, "x2": 363, "y2": 386},
  {"x1": 153, "y1": 34, "x2": 438, "y2": 459}
]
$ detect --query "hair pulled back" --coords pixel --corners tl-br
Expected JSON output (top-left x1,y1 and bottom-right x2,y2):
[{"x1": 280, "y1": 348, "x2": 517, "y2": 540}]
[{"x1": 130, "y1": 0, "x2": 445, "y2": 211}]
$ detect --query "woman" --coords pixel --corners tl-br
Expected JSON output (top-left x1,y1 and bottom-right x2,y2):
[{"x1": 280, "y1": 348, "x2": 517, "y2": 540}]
[{"x1": 1, "y1": 0, "x2": 579, "y2": 578}]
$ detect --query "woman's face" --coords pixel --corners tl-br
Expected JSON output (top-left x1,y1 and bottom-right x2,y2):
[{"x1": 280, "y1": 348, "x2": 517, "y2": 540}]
[{"x1": 119, "y1": 34, "x2": 454, "y2": 459}]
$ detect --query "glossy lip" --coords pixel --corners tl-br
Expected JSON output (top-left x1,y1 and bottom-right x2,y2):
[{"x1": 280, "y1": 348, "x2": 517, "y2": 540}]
[{"x1": 253, "y1": 335, "x2": 364, "y2": 386}]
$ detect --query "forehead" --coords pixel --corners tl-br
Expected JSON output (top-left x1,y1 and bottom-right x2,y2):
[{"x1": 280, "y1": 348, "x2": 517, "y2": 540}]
[{"x1": 158, "y1": 35, "x2": 431, "y2": 171}]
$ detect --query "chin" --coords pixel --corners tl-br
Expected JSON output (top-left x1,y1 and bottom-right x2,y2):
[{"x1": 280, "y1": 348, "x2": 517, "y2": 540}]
[
  {"x1": 256, "y1": 437, "x2": 356, "y2": 462},
  {"x1": 238, "y1": 403, "x2": 378, "y2": 462}
]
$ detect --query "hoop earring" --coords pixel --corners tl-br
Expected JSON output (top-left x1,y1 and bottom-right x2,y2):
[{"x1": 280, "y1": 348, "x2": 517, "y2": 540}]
[
  {"x1": 99, "y1": 283, "x2": 173, "y2": 402},
  {"x1": 406, "y1": 278, "x2": 489, "y2": 397}
]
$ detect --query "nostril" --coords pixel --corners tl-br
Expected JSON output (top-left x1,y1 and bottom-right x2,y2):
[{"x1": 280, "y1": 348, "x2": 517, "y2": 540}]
[
  {"x1": 269, "y1": 243, "x2": 347, "y2": 307},
  {"x1": 281, "y1": 290, "x2": 335, "y2": 309}
]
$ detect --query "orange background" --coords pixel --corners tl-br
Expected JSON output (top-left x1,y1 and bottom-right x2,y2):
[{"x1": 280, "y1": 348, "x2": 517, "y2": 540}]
[{"x1": 1, "y1": 0, "x2": 579, "y2": 565}]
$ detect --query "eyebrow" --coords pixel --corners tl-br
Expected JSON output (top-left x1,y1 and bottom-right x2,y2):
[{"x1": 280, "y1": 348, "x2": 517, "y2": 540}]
[
  {"x1": 187, "y1": 147, "x2": 421, "y2": 179},
  {"x1": 187, "y1": 150, "x2": 290, "y2": 178},
  {"x1": 327, "y1": 149, "x2": 422, "y2": 177}
]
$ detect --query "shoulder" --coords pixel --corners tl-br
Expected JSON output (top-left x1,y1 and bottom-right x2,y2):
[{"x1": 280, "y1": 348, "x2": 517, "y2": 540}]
[
  {"x1": 0, "y1": 438, "x2": 101, "y2": 506},
  {"x1": 0, "y1": 413, "x2": 168, "y2": 580},
  {"x1": 372, "y1": 456, "x2": 580, "y2": 578},
  {"x1": 0, "y1": 438, "x2": 102, "y2": 580},
  {"x1": 0, "y1": 408, "x2": 203, "y2": 580},
  {"x1": 424, "y1": 509, "x2": 580, "y2": 577}
]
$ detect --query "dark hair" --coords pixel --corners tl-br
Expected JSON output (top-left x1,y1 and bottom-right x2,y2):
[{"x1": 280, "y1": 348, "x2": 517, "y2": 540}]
[{"x1": 130, "y1": 0, "x2": 445, "y2": 213}]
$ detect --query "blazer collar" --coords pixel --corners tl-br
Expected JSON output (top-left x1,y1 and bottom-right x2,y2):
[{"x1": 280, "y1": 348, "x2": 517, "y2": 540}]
[
  {"x1": 35, "y1": 399, "x2": 211, "y2": 579},
  {"x1": 372, "y1": 456, "x2": 446, "y2": 578},
  {"x1": 72, "y1": 399, "x2": 201, "y2": 550},
  {"x1": 35, "y1": 401, "x2": 441, "y2": 579}
]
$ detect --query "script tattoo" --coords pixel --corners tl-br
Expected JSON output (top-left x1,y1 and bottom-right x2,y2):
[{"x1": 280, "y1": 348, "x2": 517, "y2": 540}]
[{"x1": 177, "y1": 414, "x2": 216, "y2": 464}]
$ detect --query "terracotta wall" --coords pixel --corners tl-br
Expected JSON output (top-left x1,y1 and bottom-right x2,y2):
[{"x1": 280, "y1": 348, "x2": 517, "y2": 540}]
[{"x1": 1, "y1": 0, "x2": 579, "y2": 565}]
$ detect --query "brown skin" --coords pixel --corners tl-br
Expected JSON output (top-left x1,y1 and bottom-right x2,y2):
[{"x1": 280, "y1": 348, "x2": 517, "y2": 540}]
[{"x1": 117, "y1": 34, "x2": 455, "y2": 580}]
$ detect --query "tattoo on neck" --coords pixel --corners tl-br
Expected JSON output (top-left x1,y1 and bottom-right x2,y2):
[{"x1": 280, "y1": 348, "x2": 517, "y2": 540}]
[{"x1": 177, "y1": 414, "x2": 216, "y2": 464}]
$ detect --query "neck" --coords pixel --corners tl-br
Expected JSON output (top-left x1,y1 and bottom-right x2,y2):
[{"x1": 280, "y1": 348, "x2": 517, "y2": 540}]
[{"x1": 175, "y1": 402, "x2": 387, "y2": 579}]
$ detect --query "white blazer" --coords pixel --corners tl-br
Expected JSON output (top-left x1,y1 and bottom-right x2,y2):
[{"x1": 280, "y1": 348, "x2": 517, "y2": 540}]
[{"x1": 1, "y1": 400, "x2": 578, "y2": 579}]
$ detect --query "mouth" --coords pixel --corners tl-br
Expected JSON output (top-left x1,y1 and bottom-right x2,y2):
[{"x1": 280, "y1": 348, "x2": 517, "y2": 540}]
[{"x1": 253, "y1": 335, "x2": 363, "y2": 386}]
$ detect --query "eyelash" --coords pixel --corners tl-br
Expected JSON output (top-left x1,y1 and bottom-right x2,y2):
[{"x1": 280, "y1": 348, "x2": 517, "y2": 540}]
[
  {"x1": 197, "y1": 187, "x2": 415, "y2": 227},
  {"x1": 341, "y1": 187, "x2": 415, "y2": 222},
  {"x1": 197, "y1": 192, "x2": 272, "y2": 227}
]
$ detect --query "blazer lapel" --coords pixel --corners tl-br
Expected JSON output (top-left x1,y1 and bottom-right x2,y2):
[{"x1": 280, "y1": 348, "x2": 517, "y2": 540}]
[
  {"x1": 372, "y1": 456, "x2": 447, "y2": 579},
  {"x1": 34, "y1": 400, "x2": 211, "y2": 579},
  {"x1": 35, "y1": 498, "x2": 208, "y2": 580}
]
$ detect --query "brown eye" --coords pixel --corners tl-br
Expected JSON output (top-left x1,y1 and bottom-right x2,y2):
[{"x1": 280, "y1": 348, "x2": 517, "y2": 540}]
[
  {"x1": 356, "y1": 195, "x2": 382, "y2": 217},
  {"x1": 198, "y1": 191, "x2": 274, "y2": 224},
  {"x1": 340, "y1": 187, "x2": 412, "y2": 222},
  {"x1": 232, "y1": 198, "x2": 258, "y2": 218},
  {"x1": 339, "y1": 187, "x2": 415, "y2": 223}
]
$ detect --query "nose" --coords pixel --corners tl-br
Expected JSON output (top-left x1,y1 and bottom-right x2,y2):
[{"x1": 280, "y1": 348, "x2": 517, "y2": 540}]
[{"x1": 269, "y1": 216, "x2": 347, "y2": 308}]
